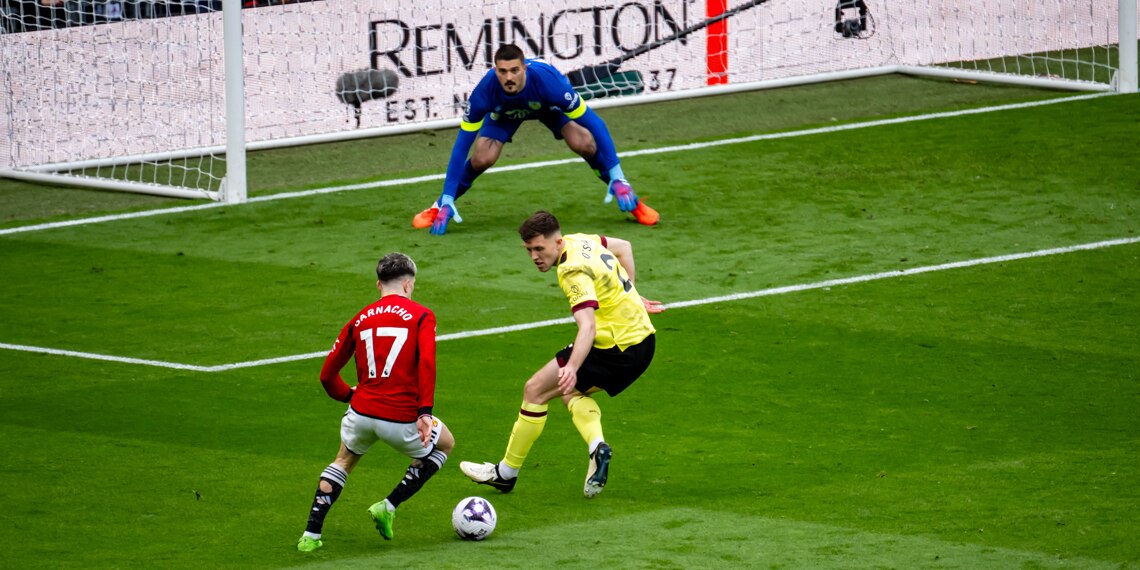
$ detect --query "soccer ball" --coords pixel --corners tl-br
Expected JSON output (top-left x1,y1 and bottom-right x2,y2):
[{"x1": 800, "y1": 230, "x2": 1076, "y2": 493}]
[{"x1": 451, "y1": 496, "x2": 497, "y2": 540}]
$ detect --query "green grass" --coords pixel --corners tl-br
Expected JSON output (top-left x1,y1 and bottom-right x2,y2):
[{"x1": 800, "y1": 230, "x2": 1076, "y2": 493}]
[{"x1": 0, "y1": 80, "x2": 1137, "y2": 569}]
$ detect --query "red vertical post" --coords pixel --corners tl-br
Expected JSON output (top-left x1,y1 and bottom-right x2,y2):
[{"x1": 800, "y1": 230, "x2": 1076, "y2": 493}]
[{"x1": 706, "y1": 0, "x2": 728, "y2": 85}]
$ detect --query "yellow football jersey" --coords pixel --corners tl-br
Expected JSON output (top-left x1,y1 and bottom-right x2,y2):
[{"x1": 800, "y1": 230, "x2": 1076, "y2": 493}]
[{"x1": 556, "y1": 233, "x2": 655, "y2": 350}]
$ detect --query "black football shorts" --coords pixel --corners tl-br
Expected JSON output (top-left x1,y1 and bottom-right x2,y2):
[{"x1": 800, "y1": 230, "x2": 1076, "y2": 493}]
[{"x1": 556, "y1": 333, "x2": 655, "y2": 397}]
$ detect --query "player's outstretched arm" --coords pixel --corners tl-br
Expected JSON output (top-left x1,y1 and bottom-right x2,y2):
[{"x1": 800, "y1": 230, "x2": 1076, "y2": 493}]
[
  {"x1": 441, "y1": 128, "x2": 479, "y2": 201},
  {"x1": 570, "y1": 107, "x2": 620, "y2": 173},
  {"x1": 605, "y1": 237, "x2": 636, "y2": 282},
  {"x1": 430, "y1": 128, "x2": 478, "y2": 235},
  {"x1": 608, "y1": 237, "x2": 666, "y2": 313},
  {"x1": 573, "y1": 109, "x2": 639, "y2": 211}
]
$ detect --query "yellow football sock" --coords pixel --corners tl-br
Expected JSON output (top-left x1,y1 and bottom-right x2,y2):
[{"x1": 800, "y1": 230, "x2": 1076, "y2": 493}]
[
  {"x1": 503, "y1": 401, "x2": 548, "y2": 470},
  {"x1": 568, "y1": 395, "x2": 604, "y2": 448}
]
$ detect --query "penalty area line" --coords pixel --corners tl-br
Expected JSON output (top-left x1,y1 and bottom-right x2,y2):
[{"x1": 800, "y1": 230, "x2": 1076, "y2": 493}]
[
  {"x1": 0, "y1": 342, "x2": 215, "y2": 372},
  {"x1": 2, "y1": 236, "x2": 1137, "y2": 372}
]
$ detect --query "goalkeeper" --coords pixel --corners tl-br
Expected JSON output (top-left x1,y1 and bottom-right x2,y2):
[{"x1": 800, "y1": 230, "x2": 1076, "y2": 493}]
[{"x1": 413, "y1": 43, "x2": 659, "y2": 235}]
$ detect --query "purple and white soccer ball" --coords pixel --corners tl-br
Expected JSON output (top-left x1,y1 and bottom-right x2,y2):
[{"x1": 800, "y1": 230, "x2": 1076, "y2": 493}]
[{"x1": 452, "y1": 496, "x2": 497, "y2": 540}]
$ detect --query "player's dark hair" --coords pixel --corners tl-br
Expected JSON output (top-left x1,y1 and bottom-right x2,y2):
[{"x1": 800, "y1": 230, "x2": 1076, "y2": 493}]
[
  {"x1": 519, "y1": 210, "x2": 560, "y2": 241},
  {"x1": 494, "y1": 43, "x2": 525, "y2": 63},
  {"x1": 376, "y1": 252, "x2": 417, "y2": 283}
]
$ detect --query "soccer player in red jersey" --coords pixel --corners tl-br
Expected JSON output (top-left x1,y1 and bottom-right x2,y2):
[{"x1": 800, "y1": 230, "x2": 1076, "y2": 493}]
[{"x1": 297, "y1": 252, "x2": 454, "y2": 552}]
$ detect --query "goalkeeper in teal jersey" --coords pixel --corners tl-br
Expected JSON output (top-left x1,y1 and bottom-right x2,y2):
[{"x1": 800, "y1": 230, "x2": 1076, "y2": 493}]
[{"x1": 413, "y1": 43, "x2": 659, "y2": 235}]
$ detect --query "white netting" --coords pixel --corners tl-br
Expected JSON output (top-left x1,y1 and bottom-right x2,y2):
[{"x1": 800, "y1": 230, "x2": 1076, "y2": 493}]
[
  {"x1": 1, "y1": 4, "x2": 230, "y2": 194},
  {"x1": 0, "y1": 0, "x2": 1130, "y2": 197}
]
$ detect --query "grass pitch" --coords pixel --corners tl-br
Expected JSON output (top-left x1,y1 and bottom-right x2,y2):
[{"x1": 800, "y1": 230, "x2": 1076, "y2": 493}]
[{"x1": 0, "y1": 79, "x2": 1137, "y2": 569}]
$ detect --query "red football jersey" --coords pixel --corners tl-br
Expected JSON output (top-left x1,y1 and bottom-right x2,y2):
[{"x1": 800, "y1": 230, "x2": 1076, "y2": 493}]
[{"x1": 319, "y1": 294, "x2": 437, "y2": 422}]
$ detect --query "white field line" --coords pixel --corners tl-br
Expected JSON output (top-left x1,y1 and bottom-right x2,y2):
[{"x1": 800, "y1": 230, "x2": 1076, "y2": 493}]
[
  {"x1": 0, "y1": 92, "x2": 1111, "y2": 238},
  {"x1": 0, "y1": 342, "x2": 216, "y2": 372},
  {"x1": 3, "y1": 236, "x2": 1138, "y2": 372}
]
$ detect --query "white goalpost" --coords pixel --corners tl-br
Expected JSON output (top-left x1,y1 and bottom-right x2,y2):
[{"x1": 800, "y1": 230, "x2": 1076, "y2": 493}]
[{"x1": 1, "y1": 0, "x2": 1136, "y2": 202}]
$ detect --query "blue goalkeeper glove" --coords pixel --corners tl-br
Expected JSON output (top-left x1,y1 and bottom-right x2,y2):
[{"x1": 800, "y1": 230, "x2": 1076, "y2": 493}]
[
  {"x1": 429, "y1": 195, "x2": 463, "y2": 235},
  {"x1": 605, "y1": 179, "x2": 639, "y2": 212}
]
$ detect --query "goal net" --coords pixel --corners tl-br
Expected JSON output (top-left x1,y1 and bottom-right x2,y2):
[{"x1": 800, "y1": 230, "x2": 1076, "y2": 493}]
[
  {"x1": 0, "y1": 1, "x2": 239, "y2": 199},
  {"x1": 1, "y1": 0, "x2": 1135, "y2": 200}
]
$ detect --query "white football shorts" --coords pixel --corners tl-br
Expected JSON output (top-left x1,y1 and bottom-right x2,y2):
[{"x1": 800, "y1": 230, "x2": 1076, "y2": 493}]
[{"x1": 340, "y1": 407, "x2": 445, "y2": 459}]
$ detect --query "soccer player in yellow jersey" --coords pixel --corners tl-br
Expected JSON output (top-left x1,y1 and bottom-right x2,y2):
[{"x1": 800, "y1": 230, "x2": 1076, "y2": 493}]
[{"x1": 460, "y1": 210, "x2": 665, "y2": 497}]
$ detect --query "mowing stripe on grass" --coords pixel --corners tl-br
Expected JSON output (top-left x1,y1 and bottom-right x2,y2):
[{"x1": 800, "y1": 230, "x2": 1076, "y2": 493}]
[
  {"x1": 0, "y1": 92, "x2": 1111, "y2": 238},
  {"x1": 279, "y1": 507, "x2": 1128, "y2": 569},
  {"x1": 3, "y1": 235, "x2": 1137, "y2": 371}
]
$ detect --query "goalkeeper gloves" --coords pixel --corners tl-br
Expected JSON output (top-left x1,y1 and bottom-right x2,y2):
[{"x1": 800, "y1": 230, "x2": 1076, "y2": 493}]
[
  {"x1": 605, "y1": 179, "x2": 639, "y2": 213},
  {"x1": 429, "y1": 195, "x2": 463, "y2": 235}
]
